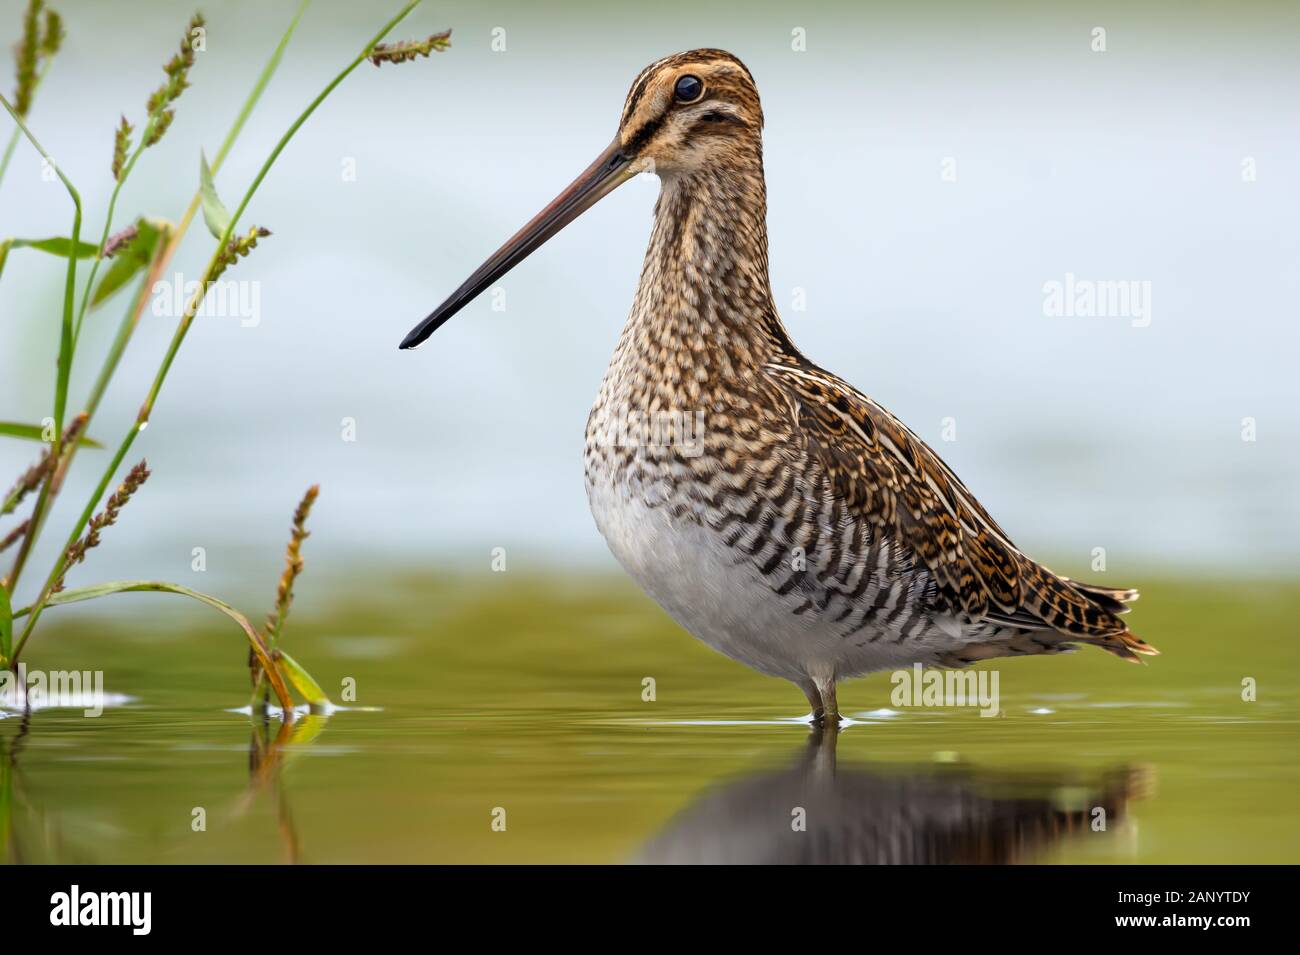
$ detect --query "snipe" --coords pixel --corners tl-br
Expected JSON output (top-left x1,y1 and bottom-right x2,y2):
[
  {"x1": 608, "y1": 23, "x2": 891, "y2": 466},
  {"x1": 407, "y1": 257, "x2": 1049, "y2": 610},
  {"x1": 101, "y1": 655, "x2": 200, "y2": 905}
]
[{"x1": 401, "y1": 50, "x2": 1156, "y2": 725}]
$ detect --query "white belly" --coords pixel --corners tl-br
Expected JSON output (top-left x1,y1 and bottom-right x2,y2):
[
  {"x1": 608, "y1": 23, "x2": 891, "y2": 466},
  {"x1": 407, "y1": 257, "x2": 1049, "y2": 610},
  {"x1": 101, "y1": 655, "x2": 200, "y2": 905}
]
[{"x1": 584, "y1": 471, "x2": 958, "y2": 685}]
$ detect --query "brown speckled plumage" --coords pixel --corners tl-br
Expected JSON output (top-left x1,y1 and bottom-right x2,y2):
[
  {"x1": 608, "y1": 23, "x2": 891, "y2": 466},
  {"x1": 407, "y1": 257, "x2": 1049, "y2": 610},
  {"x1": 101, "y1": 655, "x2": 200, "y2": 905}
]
[
  {"x1": 408, "y1": 49, "x2": 1155, "y2": 723},
  {"x1": 586, "y1": 50, "x2": 1154, "y2": 720}
]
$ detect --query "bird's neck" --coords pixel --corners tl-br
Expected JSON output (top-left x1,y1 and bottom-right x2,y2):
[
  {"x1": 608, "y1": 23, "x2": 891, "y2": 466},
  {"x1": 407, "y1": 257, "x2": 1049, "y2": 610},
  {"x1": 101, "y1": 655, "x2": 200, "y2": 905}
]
[{"x1": 624, "y1": 158, "x2": 799, "y2": 380}]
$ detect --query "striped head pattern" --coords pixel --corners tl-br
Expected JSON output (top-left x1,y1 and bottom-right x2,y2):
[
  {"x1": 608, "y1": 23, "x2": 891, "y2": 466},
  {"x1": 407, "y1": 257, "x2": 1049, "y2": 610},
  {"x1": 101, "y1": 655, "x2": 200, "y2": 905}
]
[{"x1": 617, "y1": 49, "x2": 765, "y2": 177}]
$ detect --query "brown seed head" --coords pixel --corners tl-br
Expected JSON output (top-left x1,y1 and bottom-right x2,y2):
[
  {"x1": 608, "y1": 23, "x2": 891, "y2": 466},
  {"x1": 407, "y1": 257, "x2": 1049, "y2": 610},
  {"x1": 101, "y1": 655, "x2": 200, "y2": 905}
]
[
  {"x1": 369, "y1": 30, "x2": 451, "y2": 67},
  {"x1": 12, "y1": 0, "x2": 42, "y2": 116},
  {"x1": 103, "y1": 222, "x2": 138, "y2": 258},
  {"x1": 111, "y1": 114, "x2": 133, "y2": 180},
  {"x1": 1, "y1": 519, "x2": 30, "y2": 554},
  {"x1": 264, "y1": 484, "x2": 319, "y2": 644},
  {"x1": 209, "y1": 225, "x2": 270, "y2": 283},
  {"x1": 57, "y1": 459, "x2": 151, "y2": 591},
  {"x1": 142, "y1": 12, "x2": 204, "y2": 148},
  {"x1": 2, "y1": 412, "x2": 87, "y2": 517},
  {"x1": 39, "y1": 7, "x2": 63, "y2": 57}
]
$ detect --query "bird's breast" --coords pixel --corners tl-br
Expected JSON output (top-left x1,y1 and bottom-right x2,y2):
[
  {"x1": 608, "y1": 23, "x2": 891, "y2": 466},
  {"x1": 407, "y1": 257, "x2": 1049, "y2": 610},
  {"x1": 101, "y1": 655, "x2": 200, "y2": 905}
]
[{"x1": 582, "y1": 365, "x2": 959, "y2": 680}]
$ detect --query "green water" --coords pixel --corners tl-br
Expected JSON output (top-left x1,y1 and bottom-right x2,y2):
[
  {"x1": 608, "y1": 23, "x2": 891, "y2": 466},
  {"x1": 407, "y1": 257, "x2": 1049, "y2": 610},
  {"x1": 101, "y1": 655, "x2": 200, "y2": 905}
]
[{"x1": 2, "y1": 574, "x2": 1297, "y2": 864}]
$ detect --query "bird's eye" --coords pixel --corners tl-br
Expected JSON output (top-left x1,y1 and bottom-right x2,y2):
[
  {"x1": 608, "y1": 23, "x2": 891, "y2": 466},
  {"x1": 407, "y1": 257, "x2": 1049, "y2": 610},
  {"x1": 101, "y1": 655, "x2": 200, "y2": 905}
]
[{"x1": 674, "y1": 74, "x2": 704, "y2": 103}]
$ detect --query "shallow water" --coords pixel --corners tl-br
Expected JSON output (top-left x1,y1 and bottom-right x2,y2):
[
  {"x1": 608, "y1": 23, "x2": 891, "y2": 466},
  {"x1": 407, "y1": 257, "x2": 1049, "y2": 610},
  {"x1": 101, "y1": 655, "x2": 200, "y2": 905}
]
[{"x1": 2, "y1": 575, "x2": 1297, "y2": 864}]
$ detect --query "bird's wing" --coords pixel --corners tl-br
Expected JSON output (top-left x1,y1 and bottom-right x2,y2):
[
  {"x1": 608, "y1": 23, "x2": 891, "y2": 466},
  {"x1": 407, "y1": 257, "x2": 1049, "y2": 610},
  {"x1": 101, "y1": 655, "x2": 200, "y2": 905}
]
[{"x1": 763, "y1": 359, "x2": 1155, "y2": 657}]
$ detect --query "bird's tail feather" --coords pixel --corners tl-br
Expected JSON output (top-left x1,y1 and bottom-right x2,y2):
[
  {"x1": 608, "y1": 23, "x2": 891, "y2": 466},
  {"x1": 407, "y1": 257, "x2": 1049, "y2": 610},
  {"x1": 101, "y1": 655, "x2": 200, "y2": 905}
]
[
  {"x1": 1064, "y1": 578, "x2": 1156, "y2": 661},
  {"x1": 1064, "y1": 578, "x2": 1140, "y2": 615}
]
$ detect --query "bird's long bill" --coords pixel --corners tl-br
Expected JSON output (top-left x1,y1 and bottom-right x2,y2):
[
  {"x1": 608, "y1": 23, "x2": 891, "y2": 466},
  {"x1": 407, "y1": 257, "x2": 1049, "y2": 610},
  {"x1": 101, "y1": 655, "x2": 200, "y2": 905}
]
[{"x1": 399, "y1": 139, "x2": 635, "y2": 349}]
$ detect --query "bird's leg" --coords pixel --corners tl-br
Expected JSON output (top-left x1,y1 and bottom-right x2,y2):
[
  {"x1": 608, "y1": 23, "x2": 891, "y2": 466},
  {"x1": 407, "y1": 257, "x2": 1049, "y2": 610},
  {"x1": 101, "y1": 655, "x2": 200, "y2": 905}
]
[
  {"x1": 799, "y1": 680, "x2": 824, "y2": 725},
  {"x1": 816, "y1": 678, "x2": 840, "y2": 728}
]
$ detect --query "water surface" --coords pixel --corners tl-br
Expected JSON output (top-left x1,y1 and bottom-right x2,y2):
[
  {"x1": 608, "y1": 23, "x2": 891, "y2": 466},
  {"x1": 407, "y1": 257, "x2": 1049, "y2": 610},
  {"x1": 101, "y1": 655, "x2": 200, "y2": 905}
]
[{"x1": 3, "y1": 575, "x2": 1296, "y2": 863}]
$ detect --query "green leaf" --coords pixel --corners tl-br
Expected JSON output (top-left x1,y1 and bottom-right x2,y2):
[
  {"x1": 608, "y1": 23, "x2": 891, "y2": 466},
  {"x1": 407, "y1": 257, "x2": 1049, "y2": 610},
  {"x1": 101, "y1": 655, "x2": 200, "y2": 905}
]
[
  {"x1": 6, "y1": 236, "x2": 99, "y2": 257},
  {"x1": 199, "y1": 151, "x2": 231, "y2": 240},
  {"x1": 90, "y1": 218, "x2": 165, "y2": 309},
  {"x1": 276, "y1": 649, "x2": 332, "y2": 708},
  {"x1": 0, "y1": 236, "x2": 98, "y2": 282},
  {"x1": 0, "y1": 421, "x2": 102, "y2": 448},
  {"x1": 0, "y1": 580, "x2": 13, "y2": 663}
]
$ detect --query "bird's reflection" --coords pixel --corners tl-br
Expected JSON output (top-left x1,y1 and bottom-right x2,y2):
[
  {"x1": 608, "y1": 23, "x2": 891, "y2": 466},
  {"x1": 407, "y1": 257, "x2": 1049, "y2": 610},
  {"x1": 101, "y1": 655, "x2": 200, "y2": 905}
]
[{"x1": 636, "y1": 727, "x2": 1151, "y2": 864}]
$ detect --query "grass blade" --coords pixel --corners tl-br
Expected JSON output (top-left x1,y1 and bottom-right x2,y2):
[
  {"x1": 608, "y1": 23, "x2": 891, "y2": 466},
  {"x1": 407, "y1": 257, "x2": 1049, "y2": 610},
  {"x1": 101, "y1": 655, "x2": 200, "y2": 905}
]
[
  {"x1": 0, "y1": 236, "x2": 97, "y2": 283},
  {"x1": 198, "y1": 150, "x2": 231, "y2": 239},
  {"x1": 3, "y1": 236, "x2": 97, "y2": 257},
  {"x1": 0, "y1": 421, "x2": 100, "y2": 447},
  {"x1": 0, "y1": 579, "x2": 12, "y2": 662},
  {"x1": 13, "y1": 579, "x2": 294, "y2": 712},
  {"x1": 275, "y1": 649, "x2": 330, "y2": 708}
]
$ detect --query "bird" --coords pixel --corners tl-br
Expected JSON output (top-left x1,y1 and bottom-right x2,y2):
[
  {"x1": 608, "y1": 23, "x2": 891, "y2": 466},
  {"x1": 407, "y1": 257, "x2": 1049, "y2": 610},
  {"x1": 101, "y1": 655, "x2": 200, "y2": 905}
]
[{"x1": 400, "y1": 49, "x2": 1157, "y2": 725}]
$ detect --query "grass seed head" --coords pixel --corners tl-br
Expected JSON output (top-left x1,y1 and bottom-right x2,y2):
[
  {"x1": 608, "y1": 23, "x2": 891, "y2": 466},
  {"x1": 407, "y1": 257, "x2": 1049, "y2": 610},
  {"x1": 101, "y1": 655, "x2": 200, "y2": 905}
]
[
  {"x1": 264, "y1": 484, "x2": 319, "y2": 644},
  {"x1": 1, "y1": 518, "x2": 30, "y2": 554},
  {"x1": 369, "y1": 29, "x2": 451, "y2": 67},
  {"x1": 102, "y1": 222, "x2": 138, "y2": 258},
  {"x1": 142, "y1": 12, "x2": 204, "y2": 148},
  {"x1": 12, "y1": 0, "x2": 41, "y2": 116},
  {"x1": 210, "y1": 225, "x2": 270, "y2": 282},
  {"x1": 2, "y1": 412, "x2": 86, "y2": 517},
  {"x1": 11, "y1": 1, "x2": 63, "y2": 117},
  {"x1": 57, "y1": 458, "x2": 151, "y2": 590},
  {"x1": 39, "y1": 7, "x2": 62, "y2": 57},
  {"x1": 111, "y1": 114, "x2": 133, "y2": 180}
]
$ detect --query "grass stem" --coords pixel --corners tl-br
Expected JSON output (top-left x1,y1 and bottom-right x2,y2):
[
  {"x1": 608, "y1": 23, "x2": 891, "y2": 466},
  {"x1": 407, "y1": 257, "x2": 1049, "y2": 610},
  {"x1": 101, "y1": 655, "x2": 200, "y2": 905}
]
[
  {"x1": 0, "y1": 58, "x2": 52, "y2": 195},
  {"x1": 29, "y1": 0, "x2": 314, "y2": 566},
  {"x1": 10, "y1": 0, "x2": 423, "y2": 668},
  {"x1": 0, "y1": 89, "x2": 81, "y2": 592}
]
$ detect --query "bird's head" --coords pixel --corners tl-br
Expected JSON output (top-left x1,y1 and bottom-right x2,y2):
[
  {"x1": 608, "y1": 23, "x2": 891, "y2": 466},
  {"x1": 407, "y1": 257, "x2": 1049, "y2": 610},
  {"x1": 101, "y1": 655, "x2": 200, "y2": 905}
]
[
  {"x1": 614, "y1": 49, "x2": 764, "y2": 177},
  {"x1": 400, "y1": 49, "x2": 762, "y2": 349}
]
